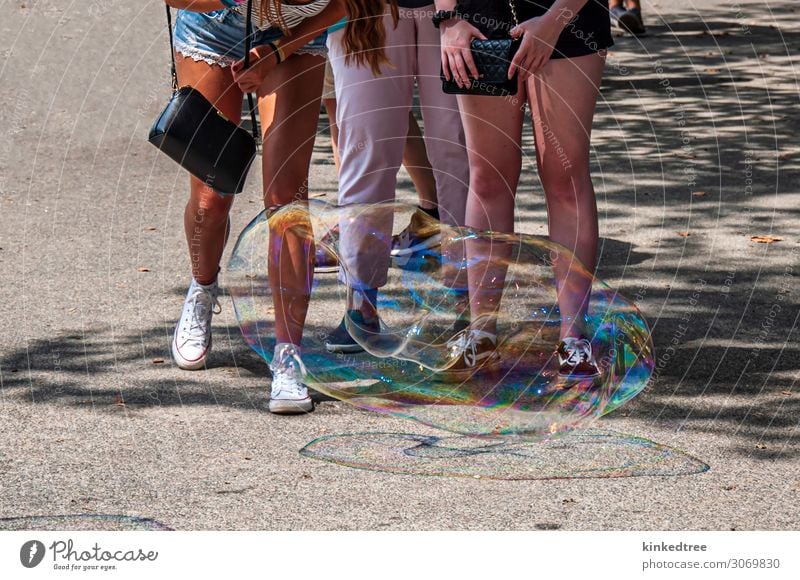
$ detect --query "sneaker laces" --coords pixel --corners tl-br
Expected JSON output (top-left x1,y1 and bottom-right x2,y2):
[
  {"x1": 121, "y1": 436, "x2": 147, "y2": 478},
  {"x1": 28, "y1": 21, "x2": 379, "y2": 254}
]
[
  {"x1": 447, "y1": 329, "x2": 487, "y2": 367},
  {"x1": 560, "y1": 338, "x2": 593, "y2": 365},
  {"x1": 269, "y1": 344, "x2": 307, "y2": 397},
  {"x1": 179, "y1": 284, "x2": 221, "y2": 344}
]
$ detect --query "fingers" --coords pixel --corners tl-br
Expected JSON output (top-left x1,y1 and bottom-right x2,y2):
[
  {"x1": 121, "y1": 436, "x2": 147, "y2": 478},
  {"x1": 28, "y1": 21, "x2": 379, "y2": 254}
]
[
  {"x1": 462, "y1": 47, "x2": 480, "y2": 81},
  {"x1": 509, "y1": 46, "x2": 526, "y2": 79},
  {"x1": 446, "y1": 53, "x2": 462, "y2": 87},
  {"x1": 515, "y1": 56, "x2": 532, "y2": 81},
  {"x1": 233, "y1": 69, "x2": 257, "y2": 93},
  {"x1": 467, "y1": 22, "x2": 488, "y2": 41},
  {"x1": 451, "y1": 51, "x2": 472, "y2": 88},
  {"x1": 441, "y1": 49, "x2": 452, "y2": 81}
]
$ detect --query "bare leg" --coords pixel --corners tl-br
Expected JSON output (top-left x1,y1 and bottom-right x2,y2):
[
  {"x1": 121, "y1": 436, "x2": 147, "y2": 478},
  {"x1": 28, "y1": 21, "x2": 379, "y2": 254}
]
[
  {"x1": 259, "y1": 54, "x2": 325, "y2": 346},
  {"x1": 526, "y1": 53, "x2": 605, "y2": 340},
  {"x1": 456, "y1": 90, "x2": 525, "y2": 334},
  {"x1": 403, "y1": 110, "x2": 437, "y2": 209},
  {"x1": 175, "y1": 54, "x2": 242, "y2": 284}
]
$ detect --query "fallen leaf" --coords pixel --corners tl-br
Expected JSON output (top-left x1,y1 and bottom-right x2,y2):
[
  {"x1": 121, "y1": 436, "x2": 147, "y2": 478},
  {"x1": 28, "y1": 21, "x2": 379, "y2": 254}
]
[
  {"x1": 152, "y1": 358, "x2": 165, "y2": 364},
  {"x1": 750, "y1": 235, "x2": 783, "y2": 244},
  {"x1": 144, "y1": 226, "x2": 157, "y2": 231},
  {"x1": 114, "y1": 395, "x2": 126, "y2": 407},
  {"x1": 780, "y1": 390, "x2": 792, "y2": 396},
  {"x1": 137, "y1": 266, "x2": 150, "y2": 272},
  {"x1": 755, "y1": 443, "x2": 767, "y2": 449},
  {"x1": 703, "y1": 67, "x2": 721, "y2": 73},
  {"x1": 691, "y1": 191, "x2": 706, "y2": 197},
  {"x1": 310, "y1": 191, "x2": 327, "y2": 198},
  {"x1": 677, "y1": 231, "x2": 691, "y2": 237}
]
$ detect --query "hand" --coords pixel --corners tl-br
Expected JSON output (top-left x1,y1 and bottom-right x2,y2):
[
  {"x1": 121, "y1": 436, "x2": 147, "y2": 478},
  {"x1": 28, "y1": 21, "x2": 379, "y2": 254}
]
[
  {"x1": 440, "y1": 19, "x2": 487, "y2": 88},
  {"x1": 231, "y1": 46, "x2": 277, "y2": 93},
  {"x1": 508, "y1": 13, "x2": 564, "y2": 81}
]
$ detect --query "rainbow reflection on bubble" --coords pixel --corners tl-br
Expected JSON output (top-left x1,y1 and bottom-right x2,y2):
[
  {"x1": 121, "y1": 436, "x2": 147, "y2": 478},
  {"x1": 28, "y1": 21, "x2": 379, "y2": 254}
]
[
  {"x1": 300, "y1": 430, "x2": 709, "y2": 481},
  {"x1": 227, "y1": 201, "x2": 655, "y2": 439}
]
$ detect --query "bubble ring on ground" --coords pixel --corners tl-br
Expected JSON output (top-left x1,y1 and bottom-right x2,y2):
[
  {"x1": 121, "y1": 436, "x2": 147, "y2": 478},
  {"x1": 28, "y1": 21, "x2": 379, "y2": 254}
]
[
  {"x1": 228, "y1": 200, "x2": 655, "y2": 439},
  {"x1": 0, "y1": 514, "x2": 173, "y2": 531},
  {"x1": 299, "y1": 430, "x2": 710, "y2": 480}
]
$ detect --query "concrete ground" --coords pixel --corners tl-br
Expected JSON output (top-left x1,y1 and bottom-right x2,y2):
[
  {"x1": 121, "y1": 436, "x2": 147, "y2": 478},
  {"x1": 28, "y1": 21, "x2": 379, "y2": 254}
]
[{"x1": 0, "y1": 0, "x2": 798, "y2": 530}]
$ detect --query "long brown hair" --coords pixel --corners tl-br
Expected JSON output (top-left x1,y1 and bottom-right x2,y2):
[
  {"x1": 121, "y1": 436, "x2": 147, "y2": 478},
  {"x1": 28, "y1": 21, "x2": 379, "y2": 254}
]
[{"x1": 260, "y1": 0, "x2": 399, "y2": 76}]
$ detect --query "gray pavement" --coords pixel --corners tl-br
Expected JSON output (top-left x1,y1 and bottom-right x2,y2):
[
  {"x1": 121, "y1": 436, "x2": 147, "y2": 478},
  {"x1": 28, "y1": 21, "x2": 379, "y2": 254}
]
[{"x1": 0, "y1": 0, "x2": 798, "y2": 530}]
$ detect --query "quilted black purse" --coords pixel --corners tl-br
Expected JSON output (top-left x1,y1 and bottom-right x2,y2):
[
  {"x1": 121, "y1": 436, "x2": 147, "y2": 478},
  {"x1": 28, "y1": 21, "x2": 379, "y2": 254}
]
[
  {"x1": 441, "y1": 0, "x2": 521, "y2": 97},
  {"x1": 148, "y1": 2, "x2": 259, "y2": 195}
]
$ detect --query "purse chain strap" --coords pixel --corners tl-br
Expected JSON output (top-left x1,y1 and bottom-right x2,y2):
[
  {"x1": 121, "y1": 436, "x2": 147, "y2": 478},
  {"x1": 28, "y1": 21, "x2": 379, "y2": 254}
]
[{"x1": 509, "y1": 0, "x2": 519, "y2": 27}]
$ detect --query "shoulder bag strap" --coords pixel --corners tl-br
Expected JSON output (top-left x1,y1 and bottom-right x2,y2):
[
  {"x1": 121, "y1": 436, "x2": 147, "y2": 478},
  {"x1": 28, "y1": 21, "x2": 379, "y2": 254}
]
[
  {"x1": 164, "y1": 3, "x2": 260, "y2": 142},
  {"x1": 509, "y1": 0, "x2": 518, "y2": 27},
  {"x1": 243, "y1": 0, "x2": 260, "y2": 143},
  {"x1": 166, "y1": 5, "x2": 178, "y2": 91}
]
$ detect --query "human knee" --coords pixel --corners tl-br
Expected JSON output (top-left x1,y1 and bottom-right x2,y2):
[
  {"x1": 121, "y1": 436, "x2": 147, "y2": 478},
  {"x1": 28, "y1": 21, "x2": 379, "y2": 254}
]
[
  {"x1": 469, "y1": 163, "x2": 518, "y2": 200},
  {"x1": 264, "y1": 171, "x2": 310, "y2": 206},
  {"x1": 190, "y1": 185, "x2": 233, "y2": 227},
  {"x1": 538, "y1": 159, "x2": 592, "y2": 205}
]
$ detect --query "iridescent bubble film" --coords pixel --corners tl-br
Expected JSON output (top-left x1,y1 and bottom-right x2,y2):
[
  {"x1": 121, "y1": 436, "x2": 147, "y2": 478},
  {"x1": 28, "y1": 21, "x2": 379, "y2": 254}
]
[
  {"x1": 227, "y1": 201, "x2": 655, "y2": 439},
  {"x1": 300, "y1": 430, "x2": 710, "y2": 481}
]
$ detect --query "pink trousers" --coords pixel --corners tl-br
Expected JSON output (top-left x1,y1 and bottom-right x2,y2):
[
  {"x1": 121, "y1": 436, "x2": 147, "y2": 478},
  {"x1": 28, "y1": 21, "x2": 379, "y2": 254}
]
[{"x1": 327, "y1": 5, "x2": 469, "y2": 289}]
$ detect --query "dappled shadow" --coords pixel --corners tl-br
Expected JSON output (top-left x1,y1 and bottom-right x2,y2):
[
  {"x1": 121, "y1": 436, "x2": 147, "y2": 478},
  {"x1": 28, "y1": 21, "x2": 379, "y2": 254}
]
[{"x1": 1, "y1": 3, "x2": 798, "y2": 460}]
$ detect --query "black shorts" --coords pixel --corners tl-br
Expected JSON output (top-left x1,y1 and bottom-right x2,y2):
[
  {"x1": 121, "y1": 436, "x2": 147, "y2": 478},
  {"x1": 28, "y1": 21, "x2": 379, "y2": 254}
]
[{"x1": 456, "y1": 0, "x2": 613, "y2": 59}]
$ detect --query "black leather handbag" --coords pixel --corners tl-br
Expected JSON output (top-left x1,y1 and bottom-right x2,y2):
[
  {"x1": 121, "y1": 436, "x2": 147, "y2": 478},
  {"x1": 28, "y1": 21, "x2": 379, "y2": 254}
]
[
  {"x1": 148, "y1": 2, "x2": 259, "y2": 195},
  {"x1": 441, "y1": 0, "x2": 521, "y2": 97}
]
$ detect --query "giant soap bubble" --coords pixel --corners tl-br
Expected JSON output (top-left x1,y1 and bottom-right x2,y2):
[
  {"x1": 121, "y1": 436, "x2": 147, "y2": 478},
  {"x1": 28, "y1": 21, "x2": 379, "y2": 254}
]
[{"x1": 227, "y1": 200, "x2": 654, "y2": 439}]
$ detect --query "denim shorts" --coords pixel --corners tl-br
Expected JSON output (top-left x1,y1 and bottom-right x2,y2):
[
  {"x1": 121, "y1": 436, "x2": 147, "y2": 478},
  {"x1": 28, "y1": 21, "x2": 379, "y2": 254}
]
[{"x1": 173, "y1": 9, "x2": 327, "y2": 68}]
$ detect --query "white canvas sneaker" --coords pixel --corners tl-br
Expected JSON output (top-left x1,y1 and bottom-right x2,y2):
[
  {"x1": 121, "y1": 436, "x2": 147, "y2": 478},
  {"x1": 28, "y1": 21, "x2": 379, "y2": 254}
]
[
  {"x1": 269, "y1": 344, "x2": 314, "y2": 415},
  {"x1": 171, "y1": 279, "x2": 221, "y2": 370}
]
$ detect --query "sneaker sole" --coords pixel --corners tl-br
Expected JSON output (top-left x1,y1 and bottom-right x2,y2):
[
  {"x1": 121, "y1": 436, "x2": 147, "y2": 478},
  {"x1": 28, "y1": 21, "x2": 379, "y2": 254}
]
[
  {"x1": 314, "y1": 265, "x2": 340, "y2": 274},
  {"x1": 269, "y1": 398, "x2": 314, "y2": 414},
  {"x1": 390, "y1": 233, "x2": 443, "y2": 257},
  {"x1": 324, "y1": 342, "x2": 365, "y2": 354},
  {"x1": 616, "y1": 13, "x2": 646, "y2": 35},
  {"x1": 437, "y1": 356, "x2": 501, "y2": 381},
  {"x1": 171, "y1": 336, "x2": 211, "y2": 371},
  {"x1": 558, "y1": 370, "x2": 602, "y2": 381}
]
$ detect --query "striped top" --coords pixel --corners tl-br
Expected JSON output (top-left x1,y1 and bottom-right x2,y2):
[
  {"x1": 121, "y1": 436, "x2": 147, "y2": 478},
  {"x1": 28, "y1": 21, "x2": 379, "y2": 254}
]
[{"x1": 234, "y1": 0, "x2": 332, "y2": 31}]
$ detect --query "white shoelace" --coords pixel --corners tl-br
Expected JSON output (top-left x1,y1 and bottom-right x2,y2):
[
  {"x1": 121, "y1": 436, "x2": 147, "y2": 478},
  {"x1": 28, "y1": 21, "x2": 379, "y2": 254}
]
[
  {"x1": 269, "y1": 344, "x2": 308, "y2": 398},
  {"x1": 179, "y1": 284, "x2": 221, "y2": 345},
  {"x1": 561, "y1": 338, "x2": 593, "y2": 365},
  {"x1": 447, "y1": 330, "x2": 495, "y2": 367}
]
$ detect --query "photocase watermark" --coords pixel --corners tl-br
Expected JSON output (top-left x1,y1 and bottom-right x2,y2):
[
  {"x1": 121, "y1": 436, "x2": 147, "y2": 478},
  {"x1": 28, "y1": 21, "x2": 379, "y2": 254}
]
[
  {"x1": 729, "y1": 2, "x2": 753, "y2": 35},
  {"x1": 18, "y1": 538, "x2": 159, "y2": 572},
  {"x1": 647, "y1": 278, "x2": 708, "y2": 387},
  {"x1": 652, "y1": 60, "x2": 697, "y2": 192},
  {"x1": 20, "y1": 540, "x2": 46, "y2": 568}
]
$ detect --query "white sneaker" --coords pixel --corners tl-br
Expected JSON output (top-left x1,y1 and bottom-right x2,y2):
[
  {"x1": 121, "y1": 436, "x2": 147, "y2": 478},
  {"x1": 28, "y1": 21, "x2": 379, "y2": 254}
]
[
  {"x1": 269, "y1": 344, "x2": 314, "y2": 414},
  {"x1": 171, "y1": 278, "x2": 221, "y2": 370}
]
